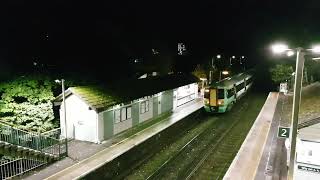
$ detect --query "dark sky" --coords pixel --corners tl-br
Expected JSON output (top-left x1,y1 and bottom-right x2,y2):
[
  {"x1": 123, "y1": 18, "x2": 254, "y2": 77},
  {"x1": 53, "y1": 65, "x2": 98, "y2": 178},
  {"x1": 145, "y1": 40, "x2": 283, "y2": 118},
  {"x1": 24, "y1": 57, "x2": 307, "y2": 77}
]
[{"x1": 2, "y1": 0, "x2": 320, "y2": 78}]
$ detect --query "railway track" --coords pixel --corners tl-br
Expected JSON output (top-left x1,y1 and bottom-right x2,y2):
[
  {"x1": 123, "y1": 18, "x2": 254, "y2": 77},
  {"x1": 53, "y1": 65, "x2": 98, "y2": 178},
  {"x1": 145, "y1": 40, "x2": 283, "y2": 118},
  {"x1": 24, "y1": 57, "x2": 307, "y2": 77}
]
[
  {"x1": 125, "y1": 93, "x2": 266, "y2": 180},
  {"x1": 187, "y1": 108, "x2": 253, "y2": 180},
  {"x1": 146, "y1": 101, "x2": 250, "y2": 180}
]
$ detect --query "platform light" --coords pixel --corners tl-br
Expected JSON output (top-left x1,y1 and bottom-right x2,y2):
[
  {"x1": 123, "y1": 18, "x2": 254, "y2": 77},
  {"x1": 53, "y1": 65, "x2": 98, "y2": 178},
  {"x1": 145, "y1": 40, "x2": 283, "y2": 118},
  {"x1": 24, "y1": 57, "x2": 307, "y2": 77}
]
[
  {"x1": 222, "y1": 71, "x2": 229, "y2": 75},
  {"x1": 287, "y1": 50, "x2": 295, "y2": 57},
  {"x1": 271, "y1": 43, "x2": 289, "y2": 54},
  {"x1": 217, "y1": 54, "x2": 221, "y2": 59},
  {"x1": 232, "y1": 56, "x2": 235, "y2": 59},
  {"x1": 311, "y1": 45, "x2": 320, "y2": 53}
]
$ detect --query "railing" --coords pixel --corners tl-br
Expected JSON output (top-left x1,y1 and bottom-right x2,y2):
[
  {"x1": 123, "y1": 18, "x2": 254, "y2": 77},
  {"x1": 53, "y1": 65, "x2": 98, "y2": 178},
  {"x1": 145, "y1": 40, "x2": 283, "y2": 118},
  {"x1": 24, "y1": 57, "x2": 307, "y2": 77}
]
[
  {"x1": 0, "y1": 156, "x2": 45, "y2": 180},
  {"x1": 41, "y1": 128, "x2": 61, "y2": 139},
  {"x1": 0, "y1": 122, "x2": 66, "y2": 158}
]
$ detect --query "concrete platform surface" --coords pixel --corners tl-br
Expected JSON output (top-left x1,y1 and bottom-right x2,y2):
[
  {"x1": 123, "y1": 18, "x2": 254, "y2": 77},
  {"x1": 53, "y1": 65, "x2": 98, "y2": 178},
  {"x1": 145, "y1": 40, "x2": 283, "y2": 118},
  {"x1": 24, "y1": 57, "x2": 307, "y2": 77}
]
[{"x1": 223, "y1": 92, "x2": 279, "y2": 180}]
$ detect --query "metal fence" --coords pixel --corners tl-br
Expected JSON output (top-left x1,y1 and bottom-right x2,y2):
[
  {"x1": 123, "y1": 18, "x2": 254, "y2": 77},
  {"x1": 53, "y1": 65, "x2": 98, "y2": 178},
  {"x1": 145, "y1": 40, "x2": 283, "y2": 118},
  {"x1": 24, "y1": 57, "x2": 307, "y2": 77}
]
[
  {"x1": 0, "y1": 156, "x2": 45, "y2": 180},
  {"x1": 0, "y1": 123, "x2": 66, "y2": 157},
  {"x1": 0, "y1": 123, "x2": 67, "y2": 179},
  {"x1": 40, "y1": 128, "x2": 61, "y2": 139}
]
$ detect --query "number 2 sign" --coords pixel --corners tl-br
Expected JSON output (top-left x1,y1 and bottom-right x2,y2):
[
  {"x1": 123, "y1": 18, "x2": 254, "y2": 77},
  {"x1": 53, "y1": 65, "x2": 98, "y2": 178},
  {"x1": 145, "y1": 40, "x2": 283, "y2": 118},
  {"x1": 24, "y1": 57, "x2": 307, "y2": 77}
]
[{"x1": 278, "y1": 127, "x2": 290, "y2": 138}]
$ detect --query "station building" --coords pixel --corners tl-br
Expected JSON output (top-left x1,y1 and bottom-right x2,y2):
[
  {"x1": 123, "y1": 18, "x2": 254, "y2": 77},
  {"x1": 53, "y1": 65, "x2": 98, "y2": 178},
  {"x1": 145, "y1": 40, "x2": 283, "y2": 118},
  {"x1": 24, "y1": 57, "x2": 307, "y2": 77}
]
[
  {"x1": 54, "y1": 74, "x2": 199, "y2": 143},
  {"x1": 295, "y1": 119, "x2": 320, "y2": 179}
]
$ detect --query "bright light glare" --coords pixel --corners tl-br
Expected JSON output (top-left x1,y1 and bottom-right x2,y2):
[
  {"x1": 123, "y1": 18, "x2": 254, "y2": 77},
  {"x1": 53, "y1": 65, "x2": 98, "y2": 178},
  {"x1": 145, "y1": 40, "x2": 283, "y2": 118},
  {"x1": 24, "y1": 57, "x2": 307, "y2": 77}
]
[
  {"x1": 55, "y1": 79, "x2": 61, "y2": 83},
  {"x1": 241, "y1": 56, "x2": 245, "y2": 58},
  {"x1": 287, "y1": 51, "x2": 294, "y2": 57},
  {"x1": 216, "y1": 54, "x2": 221, "y2": 59},
  {"x1": 232, "y1": 56, "x2": 235, "y2": 58},
  {"x1": 271, "y1": 44, "x2": 288, "y2": 54},
  {"x1": 222, "y1": 71, "x2": 229, "y2": 75},
  {"x1": 311, "y1": 45, "x2": 320, "y2": 53}
]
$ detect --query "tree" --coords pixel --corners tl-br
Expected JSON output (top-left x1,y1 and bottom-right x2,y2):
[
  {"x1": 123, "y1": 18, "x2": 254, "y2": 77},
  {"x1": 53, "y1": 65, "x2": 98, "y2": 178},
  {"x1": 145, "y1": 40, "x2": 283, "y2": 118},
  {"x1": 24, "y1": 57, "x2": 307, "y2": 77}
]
[
  {"x1": 192, "y1": 64, "x2": 207, "y2": 79},
  {"x1": 269, "y1": 64, "x2": 294, "y2": 83},
  {"x1": 0, "y1": 76, "x2": 56, "y2": 132}
]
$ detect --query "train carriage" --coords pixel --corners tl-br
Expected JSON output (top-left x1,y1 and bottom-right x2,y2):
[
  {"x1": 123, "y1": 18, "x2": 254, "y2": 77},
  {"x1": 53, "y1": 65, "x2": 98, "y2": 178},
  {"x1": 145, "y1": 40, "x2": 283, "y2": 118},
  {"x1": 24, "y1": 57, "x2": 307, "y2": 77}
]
[{"x1": 203, "y1": 72, "x2": 253, "y2": 113}]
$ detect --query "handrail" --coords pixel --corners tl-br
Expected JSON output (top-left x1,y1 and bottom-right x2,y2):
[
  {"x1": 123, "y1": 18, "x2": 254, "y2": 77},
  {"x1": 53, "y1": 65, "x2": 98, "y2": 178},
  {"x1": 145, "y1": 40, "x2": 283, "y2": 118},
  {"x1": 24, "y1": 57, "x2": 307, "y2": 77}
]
[
  {"x1": 41, "y1": 128, "x2": 61, "y2": 139},
  {"x1": 0, "y1": 122, "x2": 66, "y2": 157}
]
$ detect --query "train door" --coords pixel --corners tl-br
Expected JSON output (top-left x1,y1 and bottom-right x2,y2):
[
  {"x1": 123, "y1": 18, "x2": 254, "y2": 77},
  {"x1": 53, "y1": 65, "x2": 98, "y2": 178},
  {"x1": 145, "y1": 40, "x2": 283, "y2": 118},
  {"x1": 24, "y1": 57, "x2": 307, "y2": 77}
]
[{"x1": 210, "y1": 89, "x2": 217, "y2": 106}]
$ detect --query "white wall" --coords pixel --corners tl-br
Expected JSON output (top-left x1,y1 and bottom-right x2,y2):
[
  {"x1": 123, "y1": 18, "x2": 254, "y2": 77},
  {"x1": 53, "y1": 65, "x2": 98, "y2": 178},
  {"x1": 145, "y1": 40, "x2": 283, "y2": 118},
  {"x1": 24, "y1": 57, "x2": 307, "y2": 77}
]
[
  {"x1": 175, "y1": 83, "x2": 197, "y2": 107},
  {"x1": 139, "y1": 97, "x2": 154, "y2": 123},
  {"x1": 60, "y1": 94, "x2": 97, "y2": 143},
  {"x1": 297, "y1": 140, "x2": 320, "y2": 166},
  {"x1": 114, "y1": 118, "x2": 132, "y2": 135}
]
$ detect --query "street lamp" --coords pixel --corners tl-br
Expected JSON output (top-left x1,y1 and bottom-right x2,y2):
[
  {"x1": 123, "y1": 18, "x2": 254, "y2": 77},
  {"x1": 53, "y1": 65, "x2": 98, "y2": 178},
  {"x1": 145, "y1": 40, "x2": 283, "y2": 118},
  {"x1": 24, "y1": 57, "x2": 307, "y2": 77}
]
[
  {"x1": 230, "y1": 56, "x2": 235, "y2": 66},
  {"x1": 271, "y1": 43, "x2": 320, "y2": 180},
  {"x1": 55, "y1": 79, "x2": 68, "y2": 156}
]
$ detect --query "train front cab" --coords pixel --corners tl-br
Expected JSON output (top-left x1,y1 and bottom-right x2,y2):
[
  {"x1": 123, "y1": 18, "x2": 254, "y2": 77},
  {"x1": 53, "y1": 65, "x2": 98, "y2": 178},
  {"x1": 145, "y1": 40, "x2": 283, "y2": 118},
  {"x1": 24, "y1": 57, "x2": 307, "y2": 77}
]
[{"x1": 203, "y1": 87, "x2": 228, "y2": 113}]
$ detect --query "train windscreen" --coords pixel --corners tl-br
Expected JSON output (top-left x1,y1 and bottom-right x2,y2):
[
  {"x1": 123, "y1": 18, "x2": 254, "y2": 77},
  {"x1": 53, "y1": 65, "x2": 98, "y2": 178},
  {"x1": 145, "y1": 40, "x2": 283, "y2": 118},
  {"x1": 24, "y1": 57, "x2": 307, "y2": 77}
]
[
  {"x1": 204, "y1": 89, "x2": 210, "y2": 99},
  {"x1": 217, "y1": 89, "x2": 225, "y2": 99}
]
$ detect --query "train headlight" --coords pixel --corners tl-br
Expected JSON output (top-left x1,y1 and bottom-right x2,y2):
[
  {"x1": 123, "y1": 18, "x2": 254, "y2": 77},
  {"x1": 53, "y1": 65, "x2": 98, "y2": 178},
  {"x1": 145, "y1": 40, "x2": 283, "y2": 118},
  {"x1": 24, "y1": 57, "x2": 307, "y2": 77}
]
[{"x1": 218, "y1": 99, "x2": 224, "y2": 105}]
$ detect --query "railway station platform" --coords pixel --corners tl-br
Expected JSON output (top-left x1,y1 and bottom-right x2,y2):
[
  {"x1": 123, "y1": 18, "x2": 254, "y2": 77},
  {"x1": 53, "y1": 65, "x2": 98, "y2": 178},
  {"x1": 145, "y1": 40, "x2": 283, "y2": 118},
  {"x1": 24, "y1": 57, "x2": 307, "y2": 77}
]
[
  {"x1": 33, "y1": 98, "x2": 204, "y2": 180},
  {"x1": 224, "y1": 92, "x2": 279, "y2": 180}
]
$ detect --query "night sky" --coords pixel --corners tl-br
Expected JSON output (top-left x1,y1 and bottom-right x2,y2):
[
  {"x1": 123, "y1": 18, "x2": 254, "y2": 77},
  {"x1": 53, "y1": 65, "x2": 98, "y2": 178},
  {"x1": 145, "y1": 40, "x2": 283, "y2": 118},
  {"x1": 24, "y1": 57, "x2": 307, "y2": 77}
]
[{"x1": 2, "y1": 0, "x2": 320, "y2": 80}]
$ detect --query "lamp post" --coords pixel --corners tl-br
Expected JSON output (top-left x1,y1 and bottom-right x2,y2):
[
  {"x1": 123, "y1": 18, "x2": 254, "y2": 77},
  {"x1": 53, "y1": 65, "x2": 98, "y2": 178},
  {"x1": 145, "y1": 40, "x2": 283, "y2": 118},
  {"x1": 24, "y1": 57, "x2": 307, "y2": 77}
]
[
  {"x1": 210, "y1": 54, "x2": 221, "y2": 84},
  {"x1": 288, "y1": 48, "x2": 304, "y2": 180},
  {"x1": 271, "y1": 43, "x2": 320, "y2": 180},
  {"x1": 55, "y1": 79, "x2": 68, "y2": 156},
  {"x1": 229, "y1": 56, "x2": 235, "y2": 66}
]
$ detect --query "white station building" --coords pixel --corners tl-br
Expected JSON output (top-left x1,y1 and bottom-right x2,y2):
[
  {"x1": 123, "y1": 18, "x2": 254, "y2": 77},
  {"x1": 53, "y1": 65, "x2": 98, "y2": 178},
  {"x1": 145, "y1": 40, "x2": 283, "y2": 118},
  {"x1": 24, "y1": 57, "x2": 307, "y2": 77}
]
[{"x1": 55, "y1": 74, "x2": 199, "y2": 143}]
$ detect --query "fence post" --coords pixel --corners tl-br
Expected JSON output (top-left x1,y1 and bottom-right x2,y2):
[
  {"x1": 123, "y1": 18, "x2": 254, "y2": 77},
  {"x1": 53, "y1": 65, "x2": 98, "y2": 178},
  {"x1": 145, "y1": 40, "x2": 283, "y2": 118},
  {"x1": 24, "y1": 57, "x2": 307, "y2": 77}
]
[
  {"x1": 38, "y1": 133, "x2": 41, "y2": 152},
  {"x1": 58, "y1": 141, "x2": 61, "y2": 159}
]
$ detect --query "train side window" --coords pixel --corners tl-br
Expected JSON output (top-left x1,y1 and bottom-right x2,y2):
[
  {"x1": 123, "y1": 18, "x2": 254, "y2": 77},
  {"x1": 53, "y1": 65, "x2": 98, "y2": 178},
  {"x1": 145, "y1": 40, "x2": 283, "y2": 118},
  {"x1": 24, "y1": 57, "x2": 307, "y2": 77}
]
[{"x1": 227, "y1": 88, "x2": 235, "y2": 98}]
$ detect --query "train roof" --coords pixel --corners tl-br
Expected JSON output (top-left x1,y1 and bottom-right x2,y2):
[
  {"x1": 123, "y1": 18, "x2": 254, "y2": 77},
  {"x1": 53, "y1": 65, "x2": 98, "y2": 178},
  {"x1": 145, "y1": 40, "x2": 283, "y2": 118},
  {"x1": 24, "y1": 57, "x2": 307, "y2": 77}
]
[{"x1": 211, "y1": 72, "x2": 253, "y2": 89}]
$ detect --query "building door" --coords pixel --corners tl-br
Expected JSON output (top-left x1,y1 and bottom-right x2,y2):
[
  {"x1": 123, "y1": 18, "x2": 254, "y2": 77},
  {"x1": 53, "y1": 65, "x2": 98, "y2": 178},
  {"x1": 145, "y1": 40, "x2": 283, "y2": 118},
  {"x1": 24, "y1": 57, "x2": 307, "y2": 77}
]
[
  {"x1": 173, "y1": 90, "x2": 178, "y2": 110},
  {"x1": 153, "y1": 97, "x2": 158, "y2": 118},
  {"x1": 74, "y1": 120, "x2": 88, "y2": 141},
  {"x1": 158, "y1": 95, "x2": 161, "y2": 115}
]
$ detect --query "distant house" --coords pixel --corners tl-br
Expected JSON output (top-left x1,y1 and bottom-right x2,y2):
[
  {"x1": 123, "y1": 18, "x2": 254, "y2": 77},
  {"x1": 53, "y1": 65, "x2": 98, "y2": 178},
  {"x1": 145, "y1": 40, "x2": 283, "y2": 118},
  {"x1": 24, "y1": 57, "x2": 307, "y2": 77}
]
[{"x1": 55, "y1": 74, "x2": 199, "y2": 143}]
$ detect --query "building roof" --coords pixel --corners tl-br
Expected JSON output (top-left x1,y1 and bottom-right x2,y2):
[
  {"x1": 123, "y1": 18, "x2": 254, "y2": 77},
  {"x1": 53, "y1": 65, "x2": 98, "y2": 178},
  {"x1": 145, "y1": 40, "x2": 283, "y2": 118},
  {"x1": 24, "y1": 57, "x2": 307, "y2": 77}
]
[{"x1": 55, "y1": 74, "x2": 198, "y2": 112}]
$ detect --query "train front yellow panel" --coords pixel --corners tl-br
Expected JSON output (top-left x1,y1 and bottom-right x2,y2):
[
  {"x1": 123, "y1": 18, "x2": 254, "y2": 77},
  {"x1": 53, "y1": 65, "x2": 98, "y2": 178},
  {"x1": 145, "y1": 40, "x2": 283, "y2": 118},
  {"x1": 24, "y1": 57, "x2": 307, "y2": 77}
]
[{"x1": 210, "y1": 89, "x2": 217, "y2": 106}]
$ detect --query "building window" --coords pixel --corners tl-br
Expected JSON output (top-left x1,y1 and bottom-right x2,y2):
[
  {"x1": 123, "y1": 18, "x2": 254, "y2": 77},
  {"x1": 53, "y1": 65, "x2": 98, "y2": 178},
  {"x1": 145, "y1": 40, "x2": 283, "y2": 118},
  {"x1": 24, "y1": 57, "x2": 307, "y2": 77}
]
[
  {"x1": 140, "y1": 100, "x2": 150, "y2": 114},
  {"x1": 121, "y1": 108, "x2": 126, "y2": 121},
  {"x1": 114, "y1": 106, "x2": 132, "y2": 123},
  {"x1": 127, "y1": 107, "x2": 131, "y2": 119}
]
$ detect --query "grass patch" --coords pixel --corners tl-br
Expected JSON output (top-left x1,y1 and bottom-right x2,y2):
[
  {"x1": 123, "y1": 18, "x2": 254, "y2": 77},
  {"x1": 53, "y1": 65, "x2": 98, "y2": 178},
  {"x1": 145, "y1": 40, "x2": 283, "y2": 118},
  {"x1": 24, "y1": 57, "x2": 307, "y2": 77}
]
[{"x1": 283, "y1": 82, "x2": 320, "y2": 124}]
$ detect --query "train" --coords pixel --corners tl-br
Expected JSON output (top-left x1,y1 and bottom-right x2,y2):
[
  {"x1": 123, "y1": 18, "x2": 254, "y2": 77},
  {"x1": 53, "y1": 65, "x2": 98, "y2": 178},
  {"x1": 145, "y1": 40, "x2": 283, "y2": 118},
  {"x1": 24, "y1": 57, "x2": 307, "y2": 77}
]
[{"x1": 203, "y1": 71, "x2": 253, "y2": 113}]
